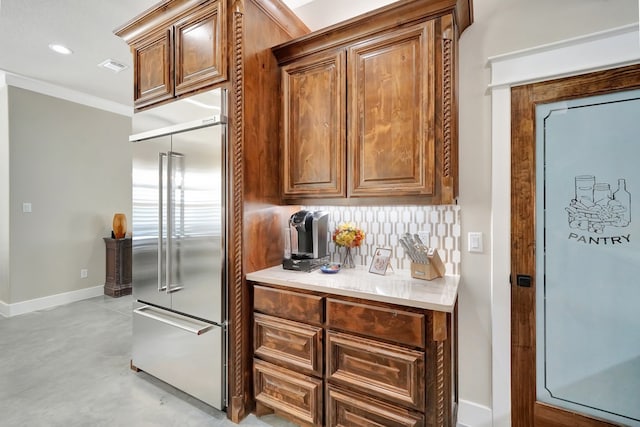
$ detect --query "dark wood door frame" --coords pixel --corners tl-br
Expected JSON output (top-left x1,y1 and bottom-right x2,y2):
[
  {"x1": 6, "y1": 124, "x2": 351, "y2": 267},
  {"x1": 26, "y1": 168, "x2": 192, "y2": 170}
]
[{"x1": 510, "y1": 63, "x2": 640, "y2": 427}]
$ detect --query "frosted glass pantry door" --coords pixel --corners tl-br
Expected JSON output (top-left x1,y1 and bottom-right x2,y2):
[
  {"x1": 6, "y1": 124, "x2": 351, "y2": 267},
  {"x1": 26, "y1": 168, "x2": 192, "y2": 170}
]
[{"x1": 536, "y1": 89, "x2": 640, "y2": 426}]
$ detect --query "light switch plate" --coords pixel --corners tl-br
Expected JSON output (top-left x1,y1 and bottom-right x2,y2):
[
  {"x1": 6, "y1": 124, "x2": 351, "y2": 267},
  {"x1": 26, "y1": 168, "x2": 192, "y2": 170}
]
[
  {"x1": 22, "y1": 203, "x2": 32, "y2": 213},
  {"x1": 468, "y1": 232, "x2": 483, "y2": 253}
]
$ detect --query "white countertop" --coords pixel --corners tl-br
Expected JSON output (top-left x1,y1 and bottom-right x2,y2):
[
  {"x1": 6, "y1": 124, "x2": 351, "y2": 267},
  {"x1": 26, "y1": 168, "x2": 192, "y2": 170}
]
[{"x1": 246, "y1": 265, "x2": 459, "y2": 312}]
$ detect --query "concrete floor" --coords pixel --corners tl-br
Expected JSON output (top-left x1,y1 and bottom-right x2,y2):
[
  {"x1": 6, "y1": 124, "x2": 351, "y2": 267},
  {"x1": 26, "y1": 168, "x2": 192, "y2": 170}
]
[{"x1": 0, "y1": 295, "x2": 296, "y2": 427}]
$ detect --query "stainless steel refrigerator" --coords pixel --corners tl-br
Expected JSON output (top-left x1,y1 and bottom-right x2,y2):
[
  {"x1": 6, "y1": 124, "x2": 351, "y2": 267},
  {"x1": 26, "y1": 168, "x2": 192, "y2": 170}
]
[{"x1": 129, "y1": 88, "x2": 227, "y2": 410}]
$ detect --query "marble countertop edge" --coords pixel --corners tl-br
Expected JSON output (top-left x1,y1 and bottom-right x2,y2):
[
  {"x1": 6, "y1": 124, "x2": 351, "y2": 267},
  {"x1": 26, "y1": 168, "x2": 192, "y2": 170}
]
[{"x1": 246, "y1": 265, "x2": 459, "y2": 313}]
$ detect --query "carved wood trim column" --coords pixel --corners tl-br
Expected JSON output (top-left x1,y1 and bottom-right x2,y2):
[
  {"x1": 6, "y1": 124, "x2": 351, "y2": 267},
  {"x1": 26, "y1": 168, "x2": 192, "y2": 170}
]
[
  {"x1": 229, "y1": 0, "x2": 247, "y2": 422},
  {"x1": 433, "y1": 310, "x2": 448, "y2": 427},
  {"x1": 441, "y1": 14, "x2": 454, "y2": 203}
]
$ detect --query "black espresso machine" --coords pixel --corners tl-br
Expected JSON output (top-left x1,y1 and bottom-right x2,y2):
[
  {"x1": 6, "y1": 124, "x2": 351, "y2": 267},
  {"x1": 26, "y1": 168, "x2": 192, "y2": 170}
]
[{"x1": 283, "y1": 210, "x2": 330, "y2": 272}]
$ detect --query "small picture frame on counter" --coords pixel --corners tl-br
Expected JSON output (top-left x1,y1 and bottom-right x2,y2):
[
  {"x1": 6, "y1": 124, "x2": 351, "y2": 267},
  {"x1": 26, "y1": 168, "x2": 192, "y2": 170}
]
[{"x1": 369, "y1": 248, "x2": 392, "y2": 275}]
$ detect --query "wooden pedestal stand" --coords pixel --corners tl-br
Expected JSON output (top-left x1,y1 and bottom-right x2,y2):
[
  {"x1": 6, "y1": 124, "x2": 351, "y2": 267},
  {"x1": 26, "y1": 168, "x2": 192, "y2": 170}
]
[{"x1": 103, "y1": 237, "x2": 132, "y2": 297}]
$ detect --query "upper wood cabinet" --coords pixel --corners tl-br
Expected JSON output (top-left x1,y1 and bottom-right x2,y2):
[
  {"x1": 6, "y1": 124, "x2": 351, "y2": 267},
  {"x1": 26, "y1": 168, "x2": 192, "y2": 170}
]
[
  {"x1": 132, "y1": 28, "x2": 174, "y2": 107},
  {"x1": 348, "y1": 22, "x2": 435, "y2": 198},
  {"x1": 116, "y1": 0, "x2": 227, "y2": 110},
  {"x1": 273, "y1": 0, "x2": 473, "y2": 204},
  {"x1": 174, "y1": 2, "x2": 226, "y2": 95},
  {"x1": 281, "y1": 50, "x2": 346, "y2": 198}
]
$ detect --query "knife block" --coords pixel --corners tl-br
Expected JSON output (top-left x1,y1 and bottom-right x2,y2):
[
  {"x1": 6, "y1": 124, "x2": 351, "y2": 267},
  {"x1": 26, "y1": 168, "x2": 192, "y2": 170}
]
[{"x1": 410, "y1": 249, "x2": 445, "y2": 281}]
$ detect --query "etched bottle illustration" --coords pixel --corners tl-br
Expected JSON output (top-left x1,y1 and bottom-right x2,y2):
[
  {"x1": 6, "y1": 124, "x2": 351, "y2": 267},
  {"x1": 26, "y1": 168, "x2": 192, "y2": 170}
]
[
  {"x1": 566, "y1": 175, "x2": 631, "y2": 233},
  {"x1": 612, "y1": 178, "x2": 631, "y2": 226}
]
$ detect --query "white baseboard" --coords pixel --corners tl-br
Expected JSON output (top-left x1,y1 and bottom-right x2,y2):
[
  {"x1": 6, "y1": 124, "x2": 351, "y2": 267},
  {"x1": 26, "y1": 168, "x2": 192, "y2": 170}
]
[
  {"x1": 0, "y1": 300, "x2": 9, "y2": 317},
  {"x1": 458, "y1": 399, "x2": 493, "y2": 427},
  {"x1": 0, "y1": 286, "x2": 104, "y2": 317}
]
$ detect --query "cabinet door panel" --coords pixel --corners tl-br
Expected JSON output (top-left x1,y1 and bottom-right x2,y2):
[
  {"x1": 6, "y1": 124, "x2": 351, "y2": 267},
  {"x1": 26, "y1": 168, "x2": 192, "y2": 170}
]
[
  {"x1": 254, "y1": 359, "x2": 323, "y2": 426},
  {"x1": 282, "y1": 51, "x2": 346, "y2": 198},
  {"x1": 174, "y1": 1, "x2": 226, "y2": 95},
  {"x1": 348, "y1": 22, "x2": 435, "y2": 197},
  {"x1": 327, "y1": 331, "x2": 425, "y2": 410},
  {"x1": 327, "y1": 385, "x2": 425, "y2": 427},
  {"x1": 133, "y1": 29, "x2": 174, "y2": 108},
  {"x1": 254, "y1": 313, "x2": 323, "y2": 376}
]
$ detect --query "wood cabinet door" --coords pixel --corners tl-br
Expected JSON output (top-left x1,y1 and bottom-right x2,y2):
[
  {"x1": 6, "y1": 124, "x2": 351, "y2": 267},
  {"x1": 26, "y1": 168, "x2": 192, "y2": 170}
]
[
  {"x1": 282, "y1": 50, "x2": 346, "y2": 199},
  {"x1": 348, "y1": 21, "x2": 435, "y2": 197},
  {"x1": 133, "y1": 28, "x2": 174, "y2": 109},
  {"x1": 174, "y1": 0, "x2": 226, "y2": 96}
]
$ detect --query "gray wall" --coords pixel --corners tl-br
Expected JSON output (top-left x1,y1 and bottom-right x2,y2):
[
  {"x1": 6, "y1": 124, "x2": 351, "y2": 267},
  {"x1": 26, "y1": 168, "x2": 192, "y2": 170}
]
[
  {"x1": 5, "y1": 86, "x2": 131, "y2": 303},
  {"x1": 457, "y1": 0, "x2": 638, "y2": 410},
  {"x1": 0, "y1": 84, "x2": 9, "y2": 303}
]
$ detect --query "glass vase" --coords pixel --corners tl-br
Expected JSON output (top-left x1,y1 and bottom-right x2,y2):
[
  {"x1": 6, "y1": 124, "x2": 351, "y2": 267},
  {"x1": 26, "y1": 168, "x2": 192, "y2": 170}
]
[
  {"x1": 342, "y1": 247, "x2": 355, "y2": 268},
  {"x1": 112, "y1": 213, "x2": 127, "y2": 239}
]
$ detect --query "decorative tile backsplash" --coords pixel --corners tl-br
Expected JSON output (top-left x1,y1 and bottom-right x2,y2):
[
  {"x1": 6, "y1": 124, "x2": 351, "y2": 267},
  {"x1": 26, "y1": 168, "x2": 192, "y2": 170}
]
[{"x1": 304, "y1": 205, "x2": 460, "y2": 275}]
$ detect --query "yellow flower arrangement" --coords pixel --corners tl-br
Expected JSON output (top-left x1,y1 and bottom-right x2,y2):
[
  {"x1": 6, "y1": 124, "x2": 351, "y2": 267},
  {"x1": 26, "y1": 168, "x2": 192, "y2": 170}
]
[{"x1": 332, "y1": 222, "x2": 365, "y2": 248}]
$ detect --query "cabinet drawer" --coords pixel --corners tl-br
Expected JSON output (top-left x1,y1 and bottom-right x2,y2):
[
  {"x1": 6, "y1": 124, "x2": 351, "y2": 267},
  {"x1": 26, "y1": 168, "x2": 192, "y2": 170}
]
[
  {"x1": 254, "y1": 285, "x2": 323, "y2": 325},
  {"x1": 327, "y1": 385, "x2": 424, "y2": 427},
  {"x1": 254, "y1": 313, "x2": 323, "y2": 376},
  {"x1": 327, "y1": 331, "x2": 425, "y2": 410},
  {"x1": 254, "y1": 359, "x2": 323, "y2": 426},
  {"x1": 326, "y1": 298, "x2": 425, "y2": 347}
]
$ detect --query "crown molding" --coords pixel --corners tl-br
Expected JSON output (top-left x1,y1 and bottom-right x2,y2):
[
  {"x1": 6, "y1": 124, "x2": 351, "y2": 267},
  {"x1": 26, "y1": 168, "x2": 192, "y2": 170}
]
[{"x1": 0, "y1": 70, "x2": 133, "y2": 117}]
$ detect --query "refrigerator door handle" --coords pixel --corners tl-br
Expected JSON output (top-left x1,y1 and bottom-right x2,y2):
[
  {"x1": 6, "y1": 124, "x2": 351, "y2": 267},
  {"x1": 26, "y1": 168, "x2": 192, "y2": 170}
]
[
  {"x1": 134, "y1": 305, "x2": 214, "y2": 335},
  {"x1": 158, "y1": 153, "x2": 167, "y2": 293},
  {"x1": 166, "y1": 151, "x2": 183, "y2": 294}
]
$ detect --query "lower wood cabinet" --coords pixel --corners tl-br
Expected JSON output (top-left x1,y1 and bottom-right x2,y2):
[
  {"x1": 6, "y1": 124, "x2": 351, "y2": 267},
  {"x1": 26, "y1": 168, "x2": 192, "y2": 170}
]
[{"x1": 251, "y1": 282, "x2": 457, "y2": 426}]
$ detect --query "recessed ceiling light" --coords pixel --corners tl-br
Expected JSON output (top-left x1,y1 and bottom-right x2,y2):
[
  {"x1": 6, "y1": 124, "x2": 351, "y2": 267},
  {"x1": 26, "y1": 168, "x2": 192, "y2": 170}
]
[
  {"x1": 49, "y1": 44, "x2": 73, "y2": 55},
  {"x1": 98, "y1": 59, "x2": 128, "y2": 73}
]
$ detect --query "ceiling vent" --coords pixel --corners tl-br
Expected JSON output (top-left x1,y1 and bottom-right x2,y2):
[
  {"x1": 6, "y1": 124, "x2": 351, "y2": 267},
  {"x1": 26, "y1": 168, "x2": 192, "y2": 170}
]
[{"x1": 98, "y1": 59, "x2": 128, "y2": 73}]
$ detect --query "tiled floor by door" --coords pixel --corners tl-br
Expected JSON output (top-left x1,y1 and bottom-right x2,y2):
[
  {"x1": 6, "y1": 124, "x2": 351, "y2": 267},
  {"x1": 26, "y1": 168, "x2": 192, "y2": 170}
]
[{"x1": 0, "y1": 295, "x2": 294, "y2": 427}]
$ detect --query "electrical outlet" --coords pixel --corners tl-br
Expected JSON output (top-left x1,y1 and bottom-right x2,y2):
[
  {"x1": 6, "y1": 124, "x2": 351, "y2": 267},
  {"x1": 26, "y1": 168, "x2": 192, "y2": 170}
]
[{"x1": 80, "y1": 269, "x2": 88, "y2": 279}]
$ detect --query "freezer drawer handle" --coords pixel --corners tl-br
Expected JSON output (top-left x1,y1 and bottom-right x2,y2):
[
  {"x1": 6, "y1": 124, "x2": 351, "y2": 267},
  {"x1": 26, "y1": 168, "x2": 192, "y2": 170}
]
[{"x1": 134, "y1": 305, "x2": 213, "y2": 335}]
